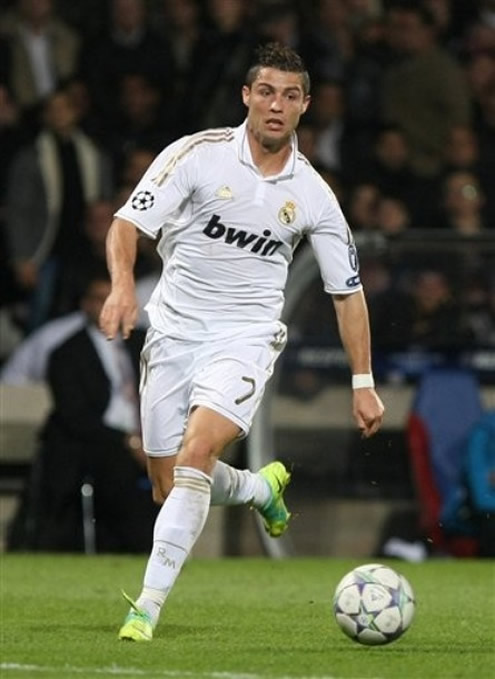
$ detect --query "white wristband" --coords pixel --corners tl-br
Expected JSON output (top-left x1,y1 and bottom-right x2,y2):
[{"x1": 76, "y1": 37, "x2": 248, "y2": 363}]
[{"x1": 352, "y1": 373, "x2": 375, "y2": 389}]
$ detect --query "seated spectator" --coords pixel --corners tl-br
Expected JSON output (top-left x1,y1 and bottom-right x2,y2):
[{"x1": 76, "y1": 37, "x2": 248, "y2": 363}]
[
  {"x1": 7, "y1": 272, "x2": 157, "y2": 552},
  {"x1": 5, "y1": 86, "x2": 112, "y2": 331},
  {"x1": 0, "y1": 233, "x2": 155, "y2": 384},
  {"x1": 0, "y1": 309, "x2": 85, "y2": 384}
]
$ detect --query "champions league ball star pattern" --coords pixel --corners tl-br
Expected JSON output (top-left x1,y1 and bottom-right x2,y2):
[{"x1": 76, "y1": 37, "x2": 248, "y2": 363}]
[
  {"x1": 333, "y1": 563, "x2": 416, "y2": 646},
  {"x1": 132, "y1": 190, "x2": 155, "y2": 211}
]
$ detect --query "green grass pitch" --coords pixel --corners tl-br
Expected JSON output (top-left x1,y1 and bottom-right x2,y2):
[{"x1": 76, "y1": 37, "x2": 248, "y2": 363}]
[{"x1": 1, "y1": 555, "x2": 494, "y2": 679}]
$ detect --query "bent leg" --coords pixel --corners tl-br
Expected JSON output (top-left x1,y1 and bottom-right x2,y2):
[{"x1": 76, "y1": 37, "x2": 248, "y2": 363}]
[
  {"x1": 177, "y1": 405, "x2": 241, "y2": 472},
  {"x1": 132, "y1": 407, "x2": 240, "y2": 631}
]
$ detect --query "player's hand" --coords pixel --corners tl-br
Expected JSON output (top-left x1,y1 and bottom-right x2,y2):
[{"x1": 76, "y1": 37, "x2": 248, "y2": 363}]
[
  {"x1": 352, "y1": 388, "x2": 385, "y2": 438},
  {"x1": 99, "y1": 285, "x2": 138, "y2": 340}
]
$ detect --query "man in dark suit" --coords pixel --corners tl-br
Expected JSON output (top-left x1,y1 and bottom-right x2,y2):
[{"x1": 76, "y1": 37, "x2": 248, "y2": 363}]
[{"x1": 13, "y1": 270, "x2": 157, "y2": 552}]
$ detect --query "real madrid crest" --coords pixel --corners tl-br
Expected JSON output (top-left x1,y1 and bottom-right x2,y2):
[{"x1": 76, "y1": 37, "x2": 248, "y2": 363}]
[{"x1": 278, "y1": 201, "x2": 296, "y2": 226}]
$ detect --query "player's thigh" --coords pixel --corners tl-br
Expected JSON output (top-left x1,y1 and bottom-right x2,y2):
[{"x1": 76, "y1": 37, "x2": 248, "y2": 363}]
[
  {"x1": 140, "y1": 331, "x2": 193, "y2": 456},
  {"x1": 190, "y1": 341, "x2": 280, "y2": 439},
  {"x1": 178, "y1": 405, "x2": 241, "y2": 470}
]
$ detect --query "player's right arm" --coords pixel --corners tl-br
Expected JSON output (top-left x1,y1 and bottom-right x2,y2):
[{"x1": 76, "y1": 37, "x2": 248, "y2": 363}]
[{"x1": 99, "y1": 217, "x2": 139, "y2": 340}]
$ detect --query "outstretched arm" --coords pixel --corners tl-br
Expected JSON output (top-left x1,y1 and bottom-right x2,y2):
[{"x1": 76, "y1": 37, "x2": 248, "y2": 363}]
[
  {"x1": 333, "y1": 290, "x2": 385, "y2": 438},
  {"x1": 99, "y1": 217, "x2": 140, "y2": 340}
]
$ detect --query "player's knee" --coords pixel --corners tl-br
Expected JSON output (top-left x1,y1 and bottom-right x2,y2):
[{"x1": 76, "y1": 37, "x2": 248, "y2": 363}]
[{"x1": 178, "y1": 435, "x2": 218, "y2": 471}]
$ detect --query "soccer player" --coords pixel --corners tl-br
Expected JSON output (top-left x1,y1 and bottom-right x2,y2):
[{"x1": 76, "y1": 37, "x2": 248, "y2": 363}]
[{"x1": 99, "y1": 43, "x2": 385, "y2": 641}]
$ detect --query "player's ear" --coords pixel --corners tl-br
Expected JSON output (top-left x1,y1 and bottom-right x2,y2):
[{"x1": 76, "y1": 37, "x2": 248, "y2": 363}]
[
  {"x1": 301, "y1": 95, "x2": 311, "y2": 115},
  {"x1": 242, "y1": 85, "x2": 251, "y2": 108}
]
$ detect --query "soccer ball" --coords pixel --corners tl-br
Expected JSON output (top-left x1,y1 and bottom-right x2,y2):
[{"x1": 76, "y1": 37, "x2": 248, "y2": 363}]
[{"x1": 333, "y1": 563, "x2": 415, "y2": 646}]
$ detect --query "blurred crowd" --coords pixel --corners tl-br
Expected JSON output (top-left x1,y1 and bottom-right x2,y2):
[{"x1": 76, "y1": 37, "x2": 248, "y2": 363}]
[
  {"x1": 1, "y1": 0, "x2": 495, "y2": 358},
  {"x1": 1, "y1": 0, "x2": 494, "y2": 555}
]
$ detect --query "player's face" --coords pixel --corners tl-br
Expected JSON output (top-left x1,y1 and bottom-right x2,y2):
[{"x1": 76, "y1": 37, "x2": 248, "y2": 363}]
[{"x1": 242, "y1": 68, "x2": 310, "y2": 151}]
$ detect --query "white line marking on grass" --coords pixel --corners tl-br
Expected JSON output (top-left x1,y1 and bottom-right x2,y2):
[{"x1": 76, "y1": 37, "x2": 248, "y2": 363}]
[{"x1": 1, "y1": 663, "x2": 382, "y2": 679}]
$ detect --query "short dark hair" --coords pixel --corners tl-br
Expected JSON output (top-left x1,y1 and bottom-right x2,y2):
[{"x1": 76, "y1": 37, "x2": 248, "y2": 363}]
[{"x1": 245, "y1": 42, "x2": 310, "y2": 96}]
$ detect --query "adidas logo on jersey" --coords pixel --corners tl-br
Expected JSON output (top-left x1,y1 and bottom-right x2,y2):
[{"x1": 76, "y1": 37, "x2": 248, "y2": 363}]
[
  {"x1": 216, "y1": 185, "x2": 234, "y2": 199},
  {"x1": 203, "y1": 215, "x2": 283, "y2": 257}
]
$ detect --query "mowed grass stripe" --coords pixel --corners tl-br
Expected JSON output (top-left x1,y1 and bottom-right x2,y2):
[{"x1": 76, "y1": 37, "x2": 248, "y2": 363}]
[{"x1": 1, "y1": 555, "x2": 494, "y2": 679}]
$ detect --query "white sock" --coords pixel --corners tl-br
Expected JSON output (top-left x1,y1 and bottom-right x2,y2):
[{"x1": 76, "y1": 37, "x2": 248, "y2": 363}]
[
  {"x1": 135, "y1": 465, "x2": 211, "y2": 625},
  {"x1": 210, "y1": 460, "x2": 271, "y2": 508}
]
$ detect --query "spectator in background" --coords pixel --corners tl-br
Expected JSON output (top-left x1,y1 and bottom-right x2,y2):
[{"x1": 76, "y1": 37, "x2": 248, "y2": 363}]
[
  {"x1": 372, "y1": 267, "x2": 473, "y2": 350},
  {"x1": 345, "y1": 11, "x2": 394, "y2": 137},
  {"x1": 346, "y1": 182, "x2": 381, "y2": 232},
  {"x1": 301, "y1": 0, "x2": 354, "y2": 83},
  {"x1": 7, "y1": 271, "x2": 157, "y2": 552},
  {"x1": 473, "y1": 78, "x2": 495, "y2": 226},
  {"x1": 62, "y1": 75, "x2": 105, "y2": 142},
  {"x1": 375, "y1": 196, "x2": 411, "y2": 236},
  {"x1": 256, "y1": 1, "x2": 303, "y2": 52},
  {"x1": 381, "y1": 4, "x2": 472, "y2": 178},
  {"x1": 159, "y1": 0, "x2": 205, "y2": 111},
  {"x1": 0, "y1": 0, "x2": 80, "y2": 122},
  {"x1": 441, "y1": 124, "x2": 495, "y2": 226},
  {"x1": 54, "y1": 200, "x2": 115, "y2": 316},
  {"x1": 308, "y1": 79, "x2": 359, "y2": 179},
  {"x1": 443, "y1": 124, "x2": 481, "y2": 174},
  {"x1": 359, "y1": 124, "x2": 437, "y2": 227},
  {"x1": 463, "y1": 271, "x2": 495, "y2": 346},
  {"x1": 184, "y1": 0, "x2": 255, "y2": 130},
  {"x1": 438, "y1": 170, "x2": 486, "y2": 234},
  {"x1": 105, "y1": 72, "x2": 172, "y2": 170},
  {"x1": 5, "y1": 86, "x2": 113, "y2": 331},
  {"x1": 78, "y1": 0, "x2": 175, "y2": 127},
  {"x1": 118, "y1": 146, "x2": 156, "y2": 188},
  {"x1": 0, "y1": 309, "x2": 85, "y2": 384}
]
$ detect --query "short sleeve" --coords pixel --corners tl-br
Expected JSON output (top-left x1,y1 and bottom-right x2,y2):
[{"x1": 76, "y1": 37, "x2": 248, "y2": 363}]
[
  {"x1": 306, "y1": 185, "x2": 362, "y2": 294},
  {"x1": 115, "y1": 136, "x2": 197, "y2": 238}
]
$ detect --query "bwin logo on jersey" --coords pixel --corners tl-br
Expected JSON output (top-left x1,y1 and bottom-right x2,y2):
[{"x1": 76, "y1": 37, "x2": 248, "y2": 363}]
[{"x1": 203, "y1": 215, "x2": 283, "y2": 257}]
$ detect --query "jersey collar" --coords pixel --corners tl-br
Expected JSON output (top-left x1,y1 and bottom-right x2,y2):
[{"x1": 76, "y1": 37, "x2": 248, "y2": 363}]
[{"x1": 235, "y1": 119, "x2": 298, "y2": 180}]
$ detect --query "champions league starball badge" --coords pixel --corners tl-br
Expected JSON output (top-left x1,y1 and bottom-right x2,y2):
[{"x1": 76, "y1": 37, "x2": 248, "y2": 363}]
[{"x1": 132, "y1": 190, "x2": 155, "y2": 211}]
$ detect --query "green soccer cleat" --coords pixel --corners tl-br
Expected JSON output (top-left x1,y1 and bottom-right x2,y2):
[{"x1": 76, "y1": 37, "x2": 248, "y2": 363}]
[
  {"x1": 257, "y1": 461, "x2": 292, "y2": 537},
  {"x1": 118, "y1": 590, "x2": 153, "y2": 642}
]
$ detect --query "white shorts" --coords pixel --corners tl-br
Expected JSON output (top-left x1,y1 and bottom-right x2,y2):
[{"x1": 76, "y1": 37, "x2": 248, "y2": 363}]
[{"x1": 139, "y1": 326, "x2": 286, "y2": 456}]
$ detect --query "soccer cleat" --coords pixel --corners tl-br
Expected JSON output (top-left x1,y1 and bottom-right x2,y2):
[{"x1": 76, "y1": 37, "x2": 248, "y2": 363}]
[
  {"x1": 257, "y1": 461, "x2": 292, "y2": 537},
  {"x1": 118, "y1": 590, "x2": 153, "y2": 642}
]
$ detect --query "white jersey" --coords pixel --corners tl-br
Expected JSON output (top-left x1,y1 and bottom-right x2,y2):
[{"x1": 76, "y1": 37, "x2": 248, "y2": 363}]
[{"x1": 116, "y1": 120, "x2": 362, "y2": 341}]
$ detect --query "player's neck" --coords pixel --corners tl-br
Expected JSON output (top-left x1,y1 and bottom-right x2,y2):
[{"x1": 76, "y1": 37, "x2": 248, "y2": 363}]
[{"x1": 247, "y1": 129, "x2": 292, "y2": 177}]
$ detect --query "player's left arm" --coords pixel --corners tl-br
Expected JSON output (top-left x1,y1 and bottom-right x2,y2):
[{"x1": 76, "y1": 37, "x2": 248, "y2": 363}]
[{"x1": 332, "y1": 290, "x2": 385, "y2": 438}]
